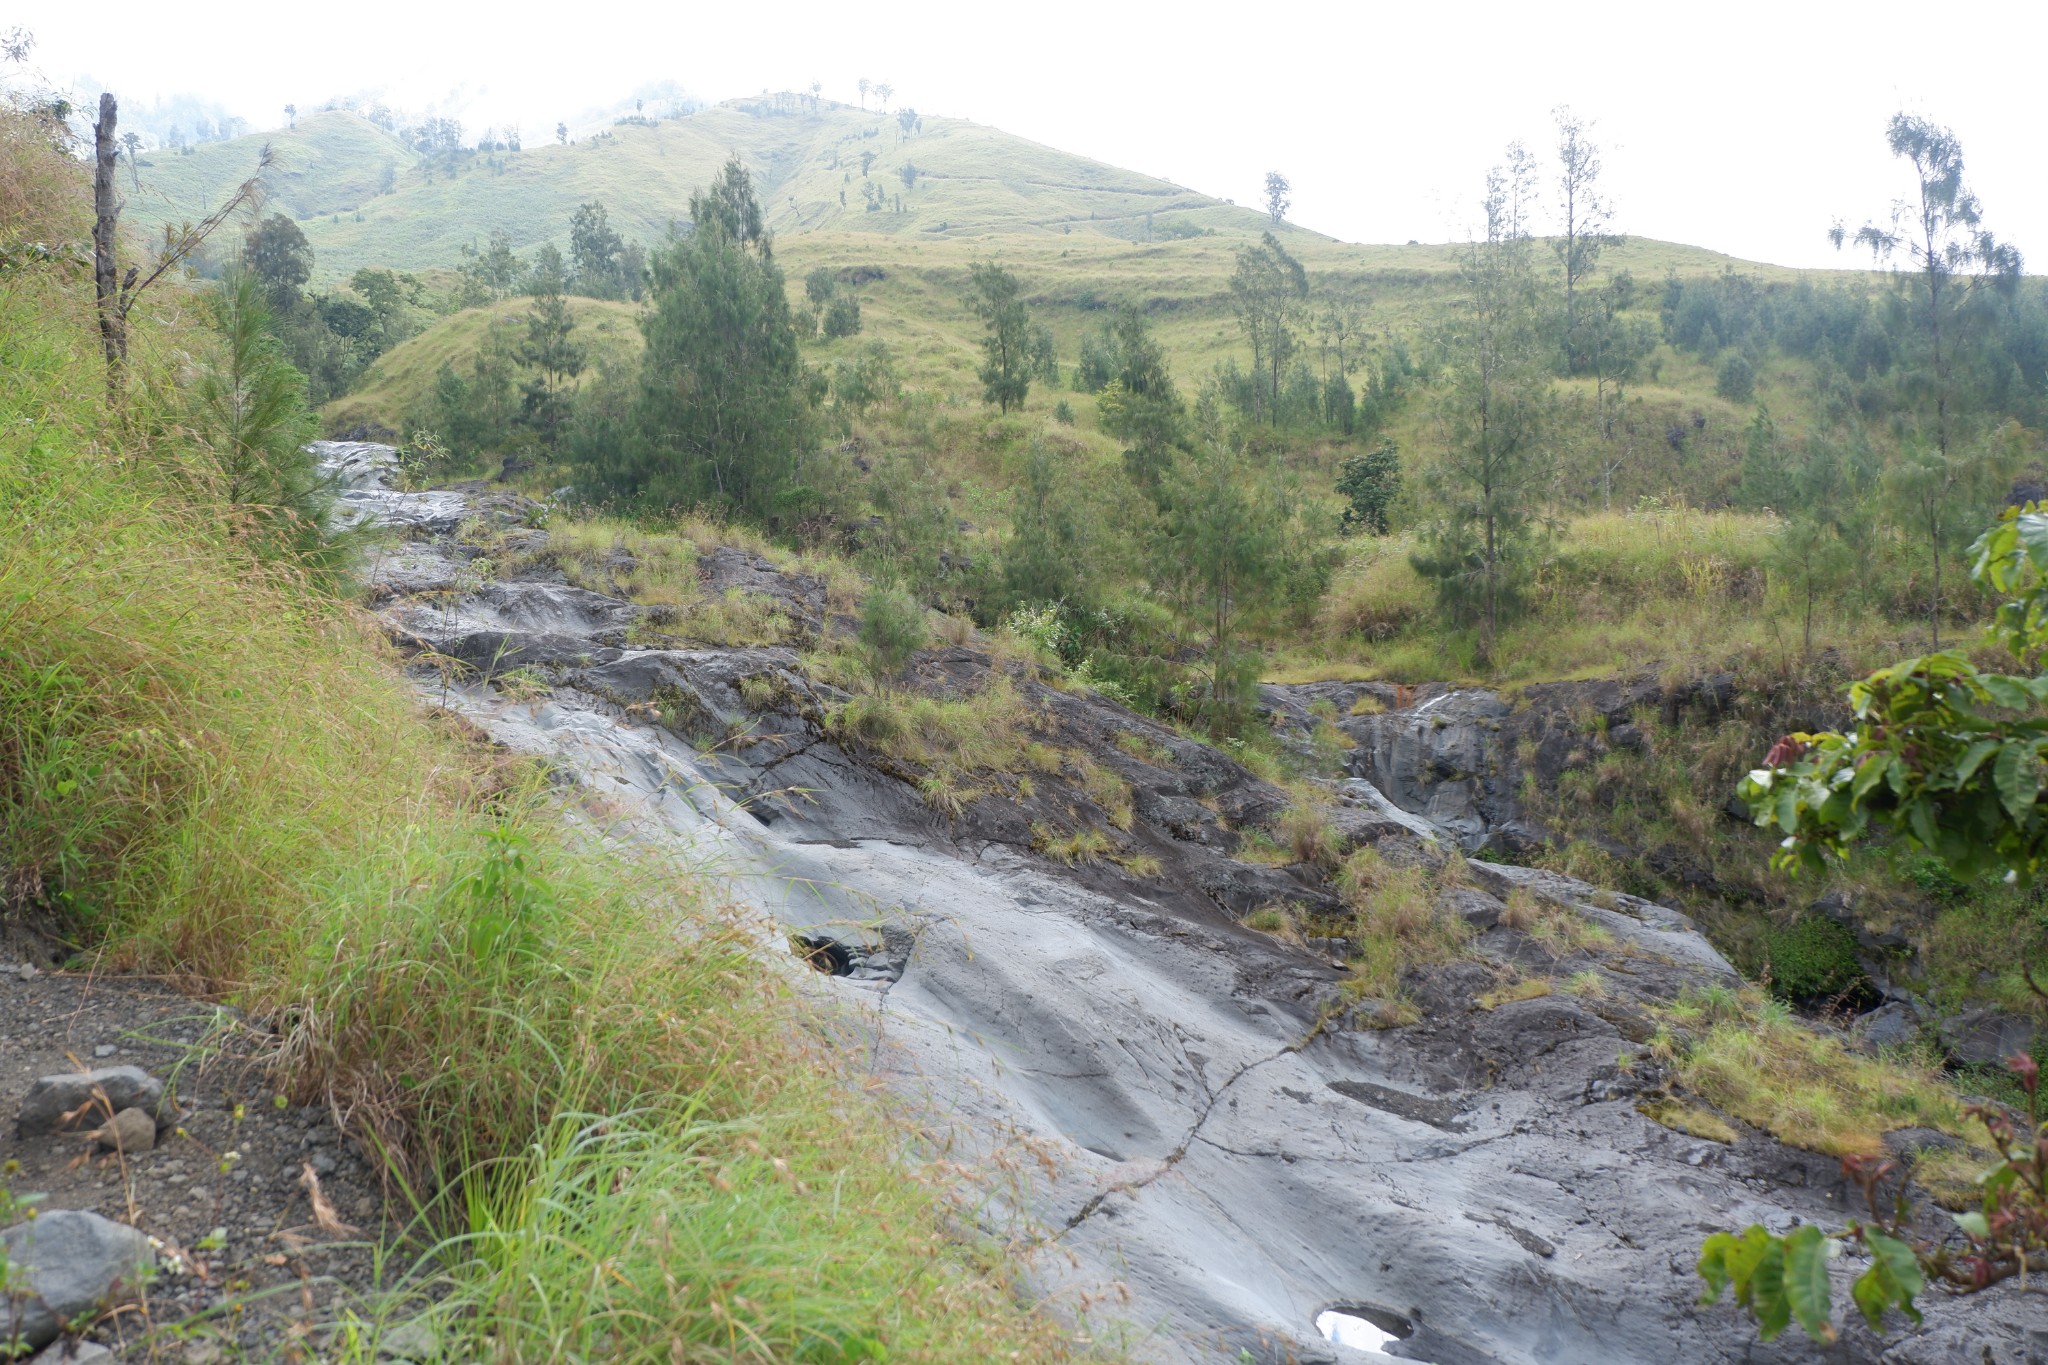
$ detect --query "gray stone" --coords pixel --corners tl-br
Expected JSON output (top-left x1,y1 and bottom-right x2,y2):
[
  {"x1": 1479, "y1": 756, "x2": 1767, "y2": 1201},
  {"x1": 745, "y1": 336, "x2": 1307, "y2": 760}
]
[
  {"x1": 89, "y1": 1045, "x2": 114, "y2": 1059},
  {"x1": 1439, "y1": 887, "x2": 1505, "y2": 931},
  {"x1": 1851, "y1": 1001, "x2": 1921, "y2": 1051},
  {"x1": 0, "y1": 1211, "x2": 154, "y2": 1349},
  {"x1": 377, "y1": 1319, "x2": 442, "y2": 1362},
  {"x1": 18, "y1": 1068, "x2": 165, "y2": 1137},
  {"x1": 29, "y1": 1341, "x2": 112, "y2": 1364},
  {"x1": 91, "y1": 1108, "x2": 156, "y2": 1155},
  {"x1": 1940, "y1": 1007, "x2": 2039, "y2": 1068}
]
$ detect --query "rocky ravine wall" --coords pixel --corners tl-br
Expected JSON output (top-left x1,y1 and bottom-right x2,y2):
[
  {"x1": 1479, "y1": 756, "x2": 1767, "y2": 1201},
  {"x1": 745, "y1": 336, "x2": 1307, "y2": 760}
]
[{"x1": 324, "y1": 443, "x2": 2035, "y2": 1364}]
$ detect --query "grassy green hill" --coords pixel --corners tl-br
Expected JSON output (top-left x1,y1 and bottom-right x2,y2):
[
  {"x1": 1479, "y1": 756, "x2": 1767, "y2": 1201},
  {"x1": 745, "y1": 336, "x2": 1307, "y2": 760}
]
[
  {"x1": 129, "y1": 109, "x2": 418, "y2": 234},
  {"x1": 332, "y1": 225, "x2": 1825, "y2": 477},
  {"x1": 133, "y1": 98, "x2": 1286, "y2": 283}
]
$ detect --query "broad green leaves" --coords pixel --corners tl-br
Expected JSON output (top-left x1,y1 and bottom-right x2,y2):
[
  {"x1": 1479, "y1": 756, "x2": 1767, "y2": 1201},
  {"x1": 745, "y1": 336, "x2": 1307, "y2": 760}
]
[
  {"x1": 1854, "y1": 1232, "x2": 1925, "y2": 1332},
  {"x1": 1781, "y1": 1225, "x2": 1835, "y2": 1343},
  {"x1": 1698, "y1": 1224, "x2": 1922, "y2": 1344},
  {"x1": 1739, "y1": 506, "x2": 2048, "y2": 884}
]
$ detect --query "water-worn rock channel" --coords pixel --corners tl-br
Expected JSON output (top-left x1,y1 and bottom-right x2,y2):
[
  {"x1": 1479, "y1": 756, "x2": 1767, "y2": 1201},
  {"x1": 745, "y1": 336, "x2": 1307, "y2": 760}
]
[{"x1": 328, "y1": 443, "x2": 2037, "y2": 1364}]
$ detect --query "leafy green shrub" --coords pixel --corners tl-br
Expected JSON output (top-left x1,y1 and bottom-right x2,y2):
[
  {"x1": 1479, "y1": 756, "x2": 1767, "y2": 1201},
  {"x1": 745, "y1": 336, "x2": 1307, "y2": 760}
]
[
  {"x1": 1761, "y1": 913, "x2": 1865, "y2": 1003},
  {"x1": 822, "y1": 293, "x2": 863, "y2": 339},
  {"x1": 858, "y1": 586, "x2": 928, "y2": 683},
  {"x1": 1715, "y1": 351, "x2": 1756, "y2": 402}
]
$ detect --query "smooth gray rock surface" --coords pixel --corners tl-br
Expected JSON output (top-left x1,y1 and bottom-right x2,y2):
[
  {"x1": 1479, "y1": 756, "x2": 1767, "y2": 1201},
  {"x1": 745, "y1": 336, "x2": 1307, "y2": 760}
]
[
  {"x1": 18, "y1": 1067, "x2": 163, "y2": 1136},
  {"x1": 0, "y1": 1211, "x2": 153, "y2": 1348},
  {"x1": 346, "y1": 478, "x2": 2045, "y2": 1364}
]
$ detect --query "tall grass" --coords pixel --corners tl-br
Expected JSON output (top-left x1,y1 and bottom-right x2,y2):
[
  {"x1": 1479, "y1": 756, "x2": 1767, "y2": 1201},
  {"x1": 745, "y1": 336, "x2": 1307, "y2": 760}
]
[
  {"x1": 0, "y1": 256, "x2": 1084, "y2": 1359},
  {"x1": 1312, "y1": 504, "x2": 1925, "y2": 685},
  {"x1": 1661, "y1": 987, "x2": 1971, "y2": 1159}
]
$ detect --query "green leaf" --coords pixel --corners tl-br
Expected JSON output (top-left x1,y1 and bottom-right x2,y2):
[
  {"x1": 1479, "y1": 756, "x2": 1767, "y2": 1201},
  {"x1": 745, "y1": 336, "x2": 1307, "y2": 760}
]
[
  {"x1": 1907, "y1": 799, "x2": 1941, "y2": 851},
  {"x1": 1699, "y1": 1226, "x2": 1771, "y2": 1307},
  {"x1": 1782, "y1": 1225, "x2": 1836, "y2": 1344},
  {"x1": 1775, "y1": 786, "x2": 1801, "y2": 834},
  {"x1": 1697, "y1": 1233, "x2": 1736, "y2": 1303},
  {"x1": 1952, "y1": 1210, "x2": 1990, "y2": 1239},
  {"x1": 1751, "y1": 1240, "x2": 1792, "y2": 1340},
  {"x1": 1863, "y1": 1230, "x2": 1923, "y2": 1327},
  {"x1": 1982, "y1": 674, "x2": 2036, "y2": 711},
  {"x1": 1995, "y1": 741, "x2": 2041, "y2": 823},
  {"x1": 2012, "y1": 510, "x2": 2048, "y2": 572},
  {"x1": 1953, "y1": 739, "x2": 2002, "y2": 785}
]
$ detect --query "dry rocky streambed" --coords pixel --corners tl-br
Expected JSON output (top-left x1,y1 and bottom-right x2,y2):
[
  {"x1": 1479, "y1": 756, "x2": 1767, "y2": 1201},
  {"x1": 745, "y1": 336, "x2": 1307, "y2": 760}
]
[{"x1": 2, "y1": 442, "x2": 2038, "y2": 1362}]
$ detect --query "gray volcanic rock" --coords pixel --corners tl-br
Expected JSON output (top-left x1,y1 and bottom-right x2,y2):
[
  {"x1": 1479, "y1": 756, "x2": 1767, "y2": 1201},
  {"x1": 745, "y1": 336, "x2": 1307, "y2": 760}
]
[
  {"x1": 0, "y1": 1211, "x2": 153, "y2": 1348},
  {"x1": 1346, "y1": 690, "x2": 1514, "y2": 848},
  {"x1": 698, "y1": 547, "x2": 828, "y2": 636},
  {"x1": 346, "y1": 477, "x2": 2046, "y2": 1364},
  {"x1": 18, "y1": 1067, "x2": 165, "y2": 1136},
  {"x1": 1940, "y1": 1007, "x2": 2039, "y2": 1067}
]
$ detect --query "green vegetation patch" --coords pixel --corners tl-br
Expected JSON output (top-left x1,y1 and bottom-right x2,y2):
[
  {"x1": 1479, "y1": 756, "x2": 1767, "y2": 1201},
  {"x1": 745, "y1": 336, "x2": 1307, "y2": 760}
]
[{"x1": 1760, "y1": 913, "x2": 1866, "y2": 1005}]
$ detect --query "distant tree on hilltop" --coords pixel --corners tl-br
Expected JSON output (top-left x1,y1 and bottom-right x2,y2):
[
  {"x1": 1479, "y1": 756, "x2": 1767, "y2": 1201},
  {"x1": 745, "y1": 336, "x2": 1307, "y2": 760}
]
[
  {"x1": 1552, "y1": 106, "x2": 1620, "y2": 373},
  {"x1": 1264, "y1": 171, "x2": 1290, "y2": 225}
]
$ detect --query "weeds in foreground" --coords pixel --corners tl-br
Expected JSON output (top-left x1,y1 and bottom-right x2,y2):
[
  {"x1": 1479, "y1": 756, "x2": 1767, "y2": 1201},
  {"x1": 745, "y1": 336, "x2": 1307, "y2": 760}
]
[{"x1": 1698, "y1": 1055, "x2": 2048, "y2": 1348}]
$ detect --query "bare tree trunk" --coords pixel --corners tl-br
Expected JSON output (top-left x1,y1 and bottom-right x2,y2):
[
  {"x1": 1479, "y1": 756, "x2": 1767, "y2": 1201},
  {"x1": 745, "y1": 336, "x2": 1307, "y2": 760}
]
[
  {"x1": 1931, "y1": 540, "x2": 1941, "y2": 650},
  {"x1": 93, "y1": 93, "x2": 126, "y2": 395}
]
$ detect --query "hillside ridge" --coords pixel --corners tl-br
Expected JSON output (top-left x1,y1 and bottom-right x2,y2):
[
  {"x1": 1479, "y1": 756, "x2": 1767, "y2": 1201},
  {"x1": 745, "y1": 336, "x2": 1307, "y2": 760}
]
[{"x1": 130, "y1": 98, "x2": 1299, "y2": 281}]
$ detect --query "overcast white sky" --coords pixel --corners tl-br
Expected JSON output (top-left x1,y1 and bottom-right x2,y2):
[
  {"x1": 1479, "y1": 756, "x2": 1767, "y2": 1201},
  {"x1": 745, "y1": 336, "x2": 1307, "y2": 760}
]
[{"x1": 26, "y1": 0, "x2": 2048, "y2": 270}]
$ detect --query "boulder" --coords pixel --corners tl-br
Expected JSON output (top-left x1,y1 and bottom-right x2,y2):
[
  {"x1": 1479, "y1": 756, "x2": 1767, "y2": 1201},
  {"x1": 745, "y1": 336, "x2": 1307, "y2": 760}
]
[
  {"x1": 18, "y1": 1068, "x2": 165, "y2": 1137},
  {"x1": 1939, "y1": 1008, "x2": 2040, "y2": 1068},
  {"x1": 1439, "y1": 888, "x2": 1505, "y2": 931},
  {"x1": 0, "y1": 1211, "x2": 154, "y2": 1349},
  {"x1": 1851, "y1": 1001, "x2": 1921, "y2": 1052}
]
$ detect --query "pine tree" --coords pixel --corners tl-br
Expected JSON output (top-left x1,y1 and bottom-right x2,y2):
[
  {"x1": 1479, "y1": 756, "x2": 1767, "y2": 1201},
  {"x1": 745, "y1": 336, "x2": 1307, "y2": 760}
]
[
  {"x1": 969, "y1": 261, "x2": 1031, "y2": 413},
  {"x1": 191, "y1": 271, "x2": 347, "y2": 579},
  {"x1": 516, "y1": 251, "x2": 583, "y2": 445},
  {"x1": 583, "y1": 158, "x2": 814, "y2": 523},
  {"x1": 1414, "y1": 144, "x2": 1553, "y2": 666}
]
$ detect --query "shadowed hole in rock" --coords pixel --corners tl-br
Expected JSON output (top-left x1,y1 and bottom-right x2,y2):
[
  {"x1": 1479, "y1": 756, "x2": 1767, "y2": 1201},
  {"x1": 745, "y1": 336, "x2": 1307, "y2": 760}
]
[
  {"x1": 1315, "y1": 1306, "x2": 1423, "y2": 1359},
  {"x1": 792, "y1": 934, "x2": 853, "y2": 976}
]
